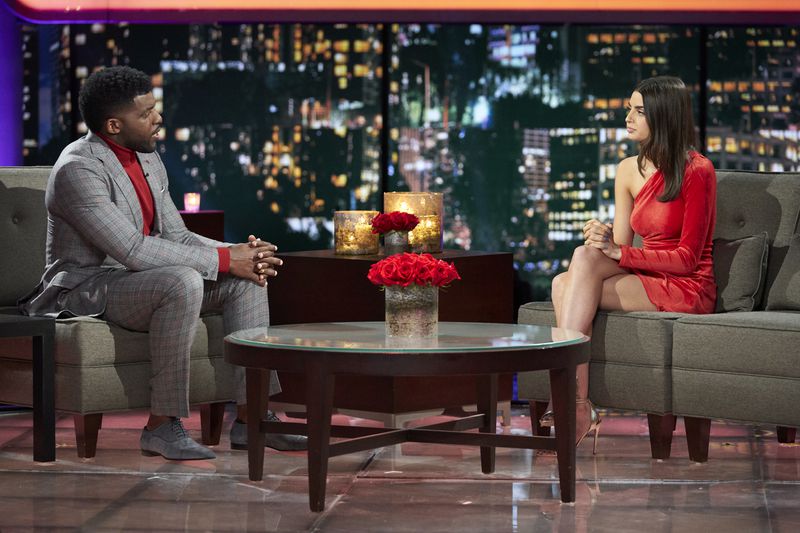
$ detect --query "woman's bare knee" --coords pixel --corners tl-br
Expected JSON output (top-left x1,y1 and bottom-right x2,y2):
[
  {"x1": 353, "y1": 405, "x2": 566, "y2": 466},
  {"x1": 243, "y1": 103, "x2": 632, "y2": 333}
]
[
  {"x1": 569, "y1": 245, "x2": 605, "y2": 272},
  {"x1": 551, "y1": 272, "x2": 568, "y2": 304}
]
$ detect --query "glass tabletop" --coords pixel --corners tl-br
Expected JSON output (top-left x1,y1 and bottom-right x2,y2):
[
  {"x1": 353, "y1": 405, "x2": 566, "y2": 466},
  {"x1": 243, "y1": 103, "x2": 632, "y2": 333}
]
[{"x1": 226, "y1": 321, "x2": 587, "y2": 353}]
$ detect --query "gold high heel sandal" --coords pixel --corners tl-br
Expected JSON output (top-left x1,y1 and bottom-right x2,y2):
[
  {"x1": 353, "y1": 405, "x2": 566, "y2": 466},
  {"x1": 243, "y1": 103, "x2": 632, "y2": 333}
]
[
  {"x1": 539, "y1": 402, "x2": 602, "y2": 454},
  {"x1": 540, "y1": 408, "x2": 555, "y2": 428},
  {"x1": 576, "y1": 401, "x2": 602, "y2": 454}
]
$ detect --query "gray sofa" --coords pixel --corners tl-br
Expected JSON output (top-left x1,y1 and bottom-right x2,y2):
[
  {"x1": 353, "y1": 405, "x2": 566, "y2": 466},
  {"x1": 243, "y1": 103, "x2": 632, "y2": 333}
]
[
  {"x1": 518, "y1": 169, "x2": 800, "y2": 462},
  {"x1": 0, "y1": 166, "x2": 236, "y2": 457}
]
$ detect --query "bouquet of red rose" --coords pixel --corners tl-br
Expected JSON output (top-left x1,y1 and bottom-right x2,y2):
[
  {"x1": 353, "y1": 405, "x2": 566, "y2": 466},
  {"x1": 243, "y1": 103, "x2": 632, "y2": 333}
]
[
  {"x1": 371, "y1": 211, "x2": 420, "y2": 234},
  {"x1": 367, "y1": 253, "x2": 460, "y2": 287}
]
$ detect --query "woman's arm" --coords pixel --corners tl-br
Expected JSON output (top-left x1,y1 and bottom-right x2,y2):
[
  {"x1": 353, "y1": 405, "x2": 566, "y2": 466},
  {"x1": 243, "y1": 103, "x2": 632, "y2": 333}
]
[
  {"x1": 612, "y1": 158, "x2": 636, "y2": 247},
  {"x1": 618, "y1": 159, "x2": 716, "y2": 275},
  {"x1": 584, "y1": 158, "x2": 636, "y2": 258}
]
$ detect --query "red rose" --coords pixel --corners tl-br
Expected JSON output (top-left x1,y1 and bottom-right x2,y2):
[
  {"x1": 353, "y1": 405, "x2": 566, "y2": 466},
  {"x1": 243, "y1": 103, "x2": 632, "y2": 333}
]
[
  {"x1": 416, "y1": 263, "x2": 436, "y2": 285},
  {"x1": 367, "y1": 262, "x2": 386, "y2": 285},
  {"x1": 378, "y1": 260, "x2": 399, "y2": 283},
  {"x1": 371, "y1": 211, "x2": 420, "y2": 234},
  {"x1": 368, "y1": 252, "x2": 460, "y2": 288}
]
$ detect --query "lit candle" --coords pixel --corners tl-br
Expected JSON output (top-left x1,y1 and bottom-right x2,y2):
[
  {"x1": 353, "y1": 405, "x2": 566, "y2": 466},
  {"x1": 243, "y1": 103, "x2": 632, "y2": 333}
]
[
  {"x1": 334, "y1": 210, "x2": 379, "y2": 255},
  {"x1": 407, "y1": 215, "x2": 441, "y2": 253},
  {"x1": 183, "y1": 192, "x2": 201, "y2": 213},
  {"x1": 383, "y1": 192, "x2": 443, "y2": 253}
]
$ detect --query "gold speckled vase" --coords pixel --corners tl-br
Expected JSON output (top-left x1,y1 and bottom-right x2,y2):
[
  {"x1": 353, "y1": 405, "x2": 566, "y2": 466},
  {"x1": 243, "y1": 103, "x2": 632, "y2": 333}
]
[{"x1": 384, "y1": 284, "x2": 439, "y2": 338}]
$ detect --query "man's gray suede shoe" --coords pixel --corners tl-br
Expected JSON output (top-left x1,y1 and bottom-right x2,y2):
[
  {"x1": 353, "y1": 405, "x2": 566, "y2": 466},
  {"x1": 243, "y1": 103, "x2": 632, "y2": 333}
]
[
  {"x1": 140, "y1": 418, "x2": 216, "y2": 460},
  {"x1": 230, "y1": 411, "x2": 308, "y2": 452}
]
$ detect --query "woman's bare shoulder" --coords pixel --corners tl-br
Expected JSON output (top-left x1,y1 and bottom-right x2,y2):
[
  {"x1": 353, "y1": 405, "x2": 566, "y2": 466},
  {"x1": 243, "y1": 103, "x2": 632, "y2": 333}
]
[
  {"x1": 619, "y1": 155, "x2": 638, "y2": 170},
  {"x1": 616, "y1": 156, "x2": 639, "y2": 185}
]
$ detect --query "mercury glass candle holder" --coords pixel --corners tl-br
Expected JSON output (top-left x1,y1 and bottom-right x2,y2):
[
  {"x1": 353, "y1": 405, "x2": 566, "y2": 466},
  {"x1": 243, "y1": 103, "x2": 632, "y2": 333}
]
[
  {"x1": 383, "y1": 192, "x2": 443, "y2": 253},
  {"x1": 334, "y1": 210, "x2": 379, "y2": 255}
]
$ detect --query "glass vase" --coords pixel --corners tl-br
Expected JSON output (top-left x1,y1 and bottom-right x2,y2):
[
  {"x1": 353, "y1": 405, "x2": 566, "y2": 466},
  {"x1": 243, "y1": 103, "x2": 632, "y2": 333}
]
[
  {"x1": 384, "y1": 230, "x2": 410, "y2": 256},
  {"x1": 384, "y1": 284, "x2": 439, "y2": 338}
]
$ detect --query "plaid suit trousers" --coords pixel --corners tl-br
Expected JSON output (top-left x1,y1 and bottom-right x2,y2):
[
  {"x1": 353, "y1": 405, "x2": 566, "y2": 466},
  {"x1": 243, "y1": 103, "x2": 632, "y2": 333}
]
[{"x1": 104, "y1": 265, "x2": 276, "y2": 417}]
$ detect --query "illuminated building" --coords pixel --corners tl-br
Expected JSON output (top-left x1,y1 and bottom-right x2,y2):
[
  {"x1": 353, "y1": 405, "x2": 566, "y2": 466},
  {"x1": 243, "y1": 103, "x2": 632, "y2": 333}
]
[
  {"x1": 707, "y1": 27, "x2": 799, "y2": 172},
  {"x1": 547, "y1": 128, "x2": 600, "y2": 260}
]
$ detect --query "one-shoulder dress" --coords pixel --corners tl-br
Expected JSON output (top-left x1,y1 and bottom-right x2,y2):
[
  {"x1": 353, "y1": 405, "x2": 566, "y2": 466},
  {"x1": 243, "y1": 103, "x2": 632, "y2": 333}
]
[{"x1": 618, "y1": 152, "x2": 717, "y2": 314}]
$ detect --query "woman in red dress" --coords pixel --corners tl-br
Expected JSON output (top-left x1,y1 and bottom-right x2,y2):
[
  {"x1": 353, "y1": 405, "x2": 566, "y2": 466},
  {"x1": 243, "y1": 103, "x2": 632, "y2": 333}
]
[{"x1": 544, "y1": 76, "x2": 717, "y2": 449}]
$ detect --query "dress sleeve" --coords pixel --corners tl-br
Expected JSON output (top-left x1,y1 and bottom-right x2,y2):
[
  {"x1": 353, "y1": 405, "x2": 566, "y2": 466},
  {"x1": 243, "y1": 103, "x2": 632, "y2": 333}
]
[{"x1": 618, "y1": 160, "x2": 716, "y2": 275}]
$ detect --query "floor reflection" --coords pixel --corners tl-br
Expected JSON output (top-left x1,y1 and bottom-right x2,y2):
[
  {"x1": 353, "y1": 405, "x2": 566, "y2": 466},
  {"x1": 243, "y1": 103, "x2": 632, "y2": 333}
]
[{"x1": 0, "y1": 406, "x2": 798, "y2": 532}]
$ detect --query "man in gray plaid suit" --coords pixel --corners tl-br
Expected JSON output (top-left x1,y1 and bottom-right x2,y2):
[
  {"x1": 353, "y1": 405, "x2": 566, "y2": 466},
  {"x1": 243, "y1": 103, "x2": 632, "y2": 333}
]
[{"x1": 21, "y1": 66, "x2": 306, "y2": 460}]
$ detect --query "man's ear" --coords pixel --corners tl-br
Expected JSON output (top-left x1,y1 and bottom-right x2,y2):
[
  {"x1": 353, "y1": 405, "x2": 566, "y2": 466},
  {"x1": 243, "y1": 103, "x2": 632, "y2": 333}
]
[{"x1": 104, "y1": 118, "x2": 122, "y2": 135}]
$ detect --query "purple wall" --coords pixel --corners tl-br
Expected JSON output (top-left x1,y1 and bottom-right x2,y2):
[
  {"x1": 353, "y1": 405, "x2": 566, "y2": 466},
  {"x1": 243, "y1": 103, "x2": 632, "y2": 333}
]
[{"x1": 0, "y1": 3, "x2": 22, "y2": 165}]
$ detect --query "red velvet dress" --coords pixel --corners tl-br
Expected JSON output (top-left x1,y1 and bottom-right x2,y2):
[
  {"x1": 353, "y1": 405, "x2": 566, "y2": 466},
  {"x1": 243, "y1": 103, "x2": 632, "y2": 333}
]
[{"x1": 618, "y1": 152, "x2": 717, "y2": 314}]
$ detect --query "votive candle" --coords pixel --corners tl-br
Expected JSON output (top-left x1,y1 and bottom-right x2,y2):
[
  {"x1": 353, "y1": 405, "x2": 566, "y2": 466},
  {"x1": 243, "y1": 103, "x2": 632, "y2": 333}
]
[{"x1": 183, "y1": 192, "x2": 201, "y2": 213}]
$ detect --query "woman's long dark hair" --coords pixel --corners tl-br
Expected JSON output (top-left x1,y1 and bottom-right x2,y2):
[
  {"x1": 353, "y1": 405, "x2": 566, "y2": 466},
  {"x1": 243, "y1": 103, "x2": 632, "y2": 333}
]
[{"x1": 634, "y1": 76, "x2": 697, "y2": 202}]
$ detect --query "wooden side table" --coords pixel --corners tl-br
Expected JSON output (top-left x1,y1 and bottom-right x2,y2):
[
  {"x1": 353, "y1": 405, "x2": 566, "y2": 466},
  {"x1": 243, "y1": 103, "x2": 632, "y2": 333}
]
[
  {"x1": 179, "y1": 210, "x2": 225, "y2": 241},
  {"x1": 0, "y1": 314, "x2": 55, "y2": 462},
  {"x1": 266, "y1": 249, "x2": 515, "y2": 424}
]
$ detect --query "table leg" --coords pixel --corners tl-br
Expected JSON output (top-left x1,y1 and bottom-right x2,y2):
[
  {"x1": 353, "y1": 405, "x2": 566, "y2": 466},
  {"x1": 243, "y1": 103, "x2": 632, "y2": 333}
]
[
  {"x1": 476, "y1": 373, "x2": 498, "y2": 474},
  {"x1": 246, "y1": 367, "x2": 269, "y2": 481},
  {"x1": 306, "y1": 361, "x2": 335, "y2": 512},
  {"x1": 550, "y1": 365, "x2": 576, "y2": 503},
  {"x1": 32, "y1": 331, "x2": 55, "y2": 462}
]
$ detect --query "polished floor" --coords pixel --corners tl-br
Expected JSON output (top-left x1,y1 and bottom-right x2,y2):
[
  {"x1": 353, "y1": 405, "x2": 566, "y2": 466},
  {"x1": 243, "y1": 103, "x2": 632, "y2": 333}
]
[{"x1": 0, "y1": 405, "x2": 798, "y2": 532}]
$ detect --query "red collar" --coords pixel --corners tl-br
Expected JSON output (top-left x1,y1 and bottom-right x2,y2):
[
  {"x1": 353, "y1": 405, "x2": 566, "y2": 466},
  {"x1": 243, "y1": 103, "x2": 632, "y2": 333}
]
[{"x1": 98, "y1": 134, "x2": 138, "y2": 167}]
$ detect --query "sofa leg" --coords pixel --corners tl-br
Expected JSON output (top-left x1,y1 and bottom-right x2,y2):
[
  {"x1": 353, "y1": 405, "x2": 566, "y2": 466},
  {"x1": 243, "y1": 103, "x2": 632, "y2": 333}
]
[
  {"x1": 777, "y1": 426, "x2": 797, "y2": 444},
  {"x1": 529, "y1": 400, "x2": 551, "y2": 436},
  {"x1": 684, "y1": 416, "x2": 711, "y2": 463},
  {"x1": 74, "y1": 413, "x2": 102, "y2": 458},
  {"x1": 647, "y1": 413, "x2": 676, "y2": 460},
  {"x1": 200, "y1": 402, "x2": 226, "y2": 445}
]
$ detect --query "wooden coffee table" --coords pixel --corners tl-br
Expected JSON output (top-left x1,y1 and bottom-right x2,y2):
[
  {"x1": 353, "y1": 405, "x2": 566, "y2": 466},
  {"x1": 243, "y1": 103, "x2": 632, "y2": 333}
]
[{"x1": 224, "y1": 321, "x2": 589, "y2": 512}]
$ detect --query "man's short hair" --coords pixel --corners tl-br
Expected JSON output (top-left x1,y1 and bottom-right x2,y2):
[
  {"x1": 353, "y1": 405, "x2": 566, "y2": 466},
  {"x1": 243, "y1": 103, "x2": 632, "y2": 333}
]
[{"x1": 78, "y1": 66, "x2": 152, "y2": 133}]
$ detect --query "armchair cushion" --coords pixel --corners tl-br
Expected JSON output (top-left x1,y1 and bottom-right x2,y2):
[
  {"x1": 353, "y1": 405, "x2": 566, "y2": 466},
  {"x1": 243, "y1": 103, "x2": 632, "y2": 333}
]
[
  {"x1": 0, "y1": 311, "x2": 234, "y2": 413},
  {"x1": 712, "y1": 231, "x2": 769, "y2": 312}
]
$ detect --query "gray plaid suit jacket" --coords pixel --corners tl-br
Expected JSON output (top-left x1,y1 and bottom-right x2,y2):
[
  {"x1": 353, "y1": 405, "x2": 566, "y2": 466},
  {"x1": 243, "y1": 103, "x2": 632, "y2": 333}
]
[{"x1": 21, "y1": 132, "x2": 228, "y2": 318}]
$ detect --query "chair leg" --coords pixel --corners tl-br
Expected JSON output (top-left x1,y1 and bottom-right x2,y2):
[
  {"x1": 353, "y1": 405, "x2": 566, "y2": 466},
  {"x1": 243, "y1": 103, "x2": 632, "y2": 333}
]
[
  {"x1": 777, "y1": 426, "x2": 797, "y2": 444},
  {"x1": 74, "y1": 414, "x2": 103, "y2": 458},
  {"x1": 200, "y1": 402, "x2": 227, "y2": 445},
  {"x1": 529, "y1": 400, "x2": 551, "y2": 436},
  {"x1": 684, "y1": 416, "x2": 711, "y2": 463},
  {"x1": 647, "y1": 413, "x2": 676, "y2": 460}
]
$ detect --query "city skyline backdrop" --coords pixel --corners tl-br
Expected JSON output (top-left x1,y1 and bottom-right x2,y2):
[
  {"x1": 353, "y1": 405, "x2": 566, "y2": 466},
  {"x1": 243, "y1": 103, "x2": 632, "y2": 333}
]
[{"x1": 19, "y1": 23, "x2": 800, "y2": 300}]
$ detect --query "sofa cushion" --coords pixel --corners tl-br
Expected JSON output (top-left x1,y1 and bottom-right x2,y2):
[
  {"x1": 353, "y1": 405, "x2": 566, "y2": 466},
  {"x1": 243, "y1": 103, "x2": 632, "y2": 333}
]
[
  {"x1": 713, "y1": 232, "x2": 769, "y2": 312},
  {"x1": 672, "y1": 311, "x2": 800, "y2": 378},
  {"x1": 766, "y1": 233, "x2": 800, "y2": 311},
  {"x1": 519, "y1": 301, "x2": 683, "y2": 366},
  {"x1": 672, "y1": 311, "x2": 800, "y2": 426},
  {"x1": 517, "y1": 301, "x2": 683, "y2": 413}
]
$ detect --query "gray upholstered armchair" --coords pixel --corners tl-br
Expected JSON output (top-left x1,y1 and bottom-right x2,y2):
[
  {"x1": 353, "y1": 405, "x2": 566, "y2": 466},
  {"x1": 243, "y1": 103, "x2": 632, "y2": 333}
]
[{"x1": 0, "y1": 166, "x2": 236, "y2": 458}]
